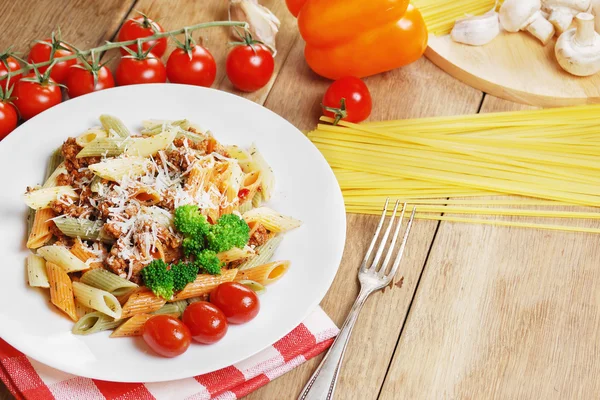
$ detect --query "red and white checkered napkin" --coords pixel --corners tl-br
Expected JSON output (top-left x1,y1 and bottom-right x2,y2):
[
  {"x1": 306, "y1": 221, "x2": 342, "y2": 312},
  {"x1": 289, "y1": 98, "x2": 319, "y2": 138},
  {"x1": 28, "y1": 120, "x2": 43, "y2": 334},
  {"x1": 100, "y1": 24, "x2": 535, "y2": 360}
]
[{"x1": 0, "y1": 307, "x2": 338, "y2": 400}]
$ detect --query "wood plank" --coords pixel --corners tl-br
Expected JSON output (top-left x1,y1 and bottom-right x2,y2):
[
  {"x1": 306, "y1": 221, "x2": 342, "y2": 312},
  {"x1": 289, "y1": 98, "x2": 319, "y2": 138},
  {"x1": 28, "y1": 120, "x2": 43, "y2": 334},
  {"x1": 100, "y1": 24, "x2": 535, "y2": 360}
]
[
  {"x1": 379, "y1": 95, "x2": 600, "y2": 399},
  {"x1": 0, "y1": 0, "x2": 134, "y2": 55},
  {"x1": 245, "y1": 37, "x2": 484, "y2": 399},
  {"x1": 0, "y1": 0, "x2": 135, "y2": 399},
  {"x1": 105, "y1": 0, "x2": 299, "y2": 105}
]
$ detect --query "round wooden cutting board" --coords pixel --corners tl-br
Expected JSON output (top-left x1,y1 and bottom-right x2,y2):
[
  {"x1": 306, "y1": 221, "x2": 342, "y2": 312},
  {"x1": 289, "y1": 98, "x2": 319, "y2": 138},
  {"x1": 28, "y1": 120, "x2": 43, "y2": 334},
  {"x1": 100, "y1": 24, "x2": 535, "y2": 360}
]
[{"x1": 425, "y1": 31, "x2": 600, "y2": 107}]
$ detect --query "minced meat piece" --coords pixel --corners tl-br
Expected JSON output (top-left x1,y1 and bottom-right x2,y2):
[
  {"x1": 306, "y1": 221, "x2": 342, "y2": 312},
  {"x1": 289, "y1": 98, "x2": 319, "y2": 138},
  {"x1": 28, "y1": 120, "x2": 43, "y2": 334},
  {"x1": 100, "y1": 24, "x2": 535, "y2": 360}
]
[
  {"x1": 106, "y1": 247, "x2": 128, "y2": 277},
  {"x1": 61, "y1": 138, "x2": 101, "y2": 181},
  {"x1": 103, "y1": 222, "x2": 123, "y2": 239},
  {"x1": 50, "y1": 200, "x2": 91, "y2": 219},
  {"x1": 56, "y1": 173, "x2": 72, "y2": 186},
  {"x1": 249, "y1": 224, "x2": 270, "y2": 247}
]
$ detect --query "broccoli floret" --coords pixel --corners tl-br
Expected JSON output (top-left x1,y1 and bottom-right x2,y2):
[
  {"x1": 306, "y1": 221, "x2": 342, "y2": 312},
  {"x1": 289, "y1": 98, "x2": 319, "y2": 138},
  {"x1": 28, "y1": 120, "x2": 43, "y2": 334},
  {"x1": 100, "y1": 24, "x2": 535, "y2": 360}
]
[
  {"x1": 141, "y1": 259, "x2": 174, "y2": 300},
  {"x1": 195, "y1": 249, "x2": 223, "y2": 275},
  {"x1": 171, "y1": 262, "x2": 199, "y2": 291},
  {"x1": 174, "y1": 205, "x2": 210, "y2": 236},
  {"x1": 182, "y1": 236, "x2": 204, "y2": 257},
  {"x1": 205, "y1": 214, "x2": 250, "y2": 253}
]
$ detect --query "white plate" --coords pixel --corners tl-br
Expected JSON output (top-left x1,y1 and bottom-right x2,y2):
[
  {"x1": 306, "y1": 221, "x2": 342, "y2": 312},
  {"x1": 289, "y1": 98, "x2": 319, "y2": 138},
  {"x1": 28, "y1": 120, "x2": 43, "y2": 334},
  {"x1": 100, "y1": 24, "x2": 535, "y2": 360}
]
[{"x1": 0, "y1": 84, "x2": 346, "y2": 382}]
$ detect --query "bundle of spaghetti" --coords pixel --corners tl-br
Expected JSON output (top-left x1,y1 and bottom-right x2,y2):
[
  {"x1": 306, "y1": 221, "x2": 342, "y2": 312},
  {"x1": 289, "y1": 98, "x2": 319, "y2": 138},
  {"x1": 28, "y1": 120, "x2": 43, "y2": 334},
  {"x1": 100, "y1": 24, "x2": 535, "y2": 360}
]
[
  {"x1": 413, "y1": 0, "x2": 500, "y2": 36},
  {"x1": 307, "y1": 104, "x2": 600, "y2": 234}
]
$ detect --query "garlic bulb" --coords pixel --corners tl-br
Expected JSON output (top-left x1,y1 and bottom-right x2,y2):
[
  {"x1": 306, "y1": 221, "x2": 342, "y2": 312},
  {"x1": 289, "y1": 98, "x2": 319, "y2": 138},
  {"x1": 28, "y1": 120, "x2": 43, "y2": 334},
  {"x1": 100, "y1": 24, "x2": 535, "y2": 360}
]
[
  {"x1": 451, "y1": 10, "x2": 500, "y2": 46},
  {"x1": 229, "y1": 0, "x2": 280, "y2": 55}
]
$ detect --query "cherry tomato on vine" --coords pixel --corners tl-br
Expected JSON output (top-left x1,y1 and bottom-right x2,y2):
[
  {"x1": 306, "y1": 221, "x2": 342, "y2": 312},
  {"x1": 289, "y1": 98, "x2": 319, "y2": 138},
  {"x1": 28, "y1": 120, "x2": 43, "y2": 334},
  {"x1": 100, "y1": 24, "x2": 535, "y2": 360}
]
[
  {"x1": 322, "y1": 76, "x2": 372, "y2": 123},
  {"x1": 65, "y1": 65, "x2": 115, "y2": 98},
  {"x1": 142, "y1": 315, "x2": 191, "y2": 358},
  {"x1": 118, "y1": 15, "x2": 167, "y2": 57},
  {"x1": 27, "y1": 39, "x2": 76, "y2": 84},
  {"x1": 167, "y1": 45, "x2": 217, "y2": 87},
  {"x1": 210, "y1": 282, "x2": 260, "y2": 324},
  {"x1": 0, "y1": 101, "x2": 18, "y2": 140},
  {"x1": 182, "y1": 301, "x2": 228, "y2": 344},
  {"x1": 226, "y1": 42, "x2": 274, "y2": 92},
  {"x1": 115, "y1": 54, "x2": 166, "y2": 86},
  {"x1": 13, "y1": 73, "x2": 62, "y2": 120},
  {"x1": 0, "y1": 54, "x2": 22, "y2": 83}
]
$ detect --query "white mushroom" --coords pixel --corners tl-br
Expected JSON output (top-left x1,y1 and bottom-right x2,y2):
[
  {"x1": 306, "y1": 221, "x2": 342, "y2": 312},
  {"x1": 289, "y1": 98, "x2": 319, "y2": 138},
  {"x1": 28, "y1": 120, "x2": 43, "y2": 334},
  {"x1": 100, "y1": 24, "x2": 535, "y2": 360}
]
[
  {"x1": 555, "y1": 13, "x2": 600, "y2": 75},
  {"x1": 229, "y1": 0, "x2": 280, "y2": 55},
  {"x1": 543, "y1": 0, "x2": 591, "y2": 34},
  {"x1": 451, "y1": 10, "x2": 501, "y2": 46},
  {"x1": 500, "y1": 0, "x2": 556, "y2": 44}
]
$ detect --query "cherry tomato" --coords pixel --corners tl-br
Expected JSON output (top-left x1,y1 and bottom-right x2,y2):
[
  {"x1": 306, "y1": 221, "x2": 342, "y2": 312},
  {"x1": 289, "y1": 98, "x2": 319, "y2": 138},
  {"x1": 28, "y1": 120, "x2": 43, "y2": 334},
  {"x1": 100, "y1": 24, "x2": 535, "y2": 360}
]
[
  {"x1": 210, "y1": 282, "x2": 260, "y2": 324},
  {"x1": 286, "y1": 0, "x2": 308, "y2": 17},
  {"x1": 118, "y1": 16, "x2": 167, "y2": 57},
  {"x1": 13, "y1": 74, "x2": 62, "y2": 120},
  {"x1": 27, "y1": 40, "x2": 76, "y2": 84},
  {"x1": 322, "y1": 76, "x2": 372, "y2": 123},
  {"x1": 166, "y1": 46, "x2": 217, "y2": 87},
  {"x1": 65, "y1": 65, "x2": 115, "y2": 98},
  {"x1": 226, "y1": 43, "x2": 274, "y2": 92},
  {"x1": 115, "y1": 54, "x2": 166, "y2": 86},
  {"x1": 142, "y1": 315, "x2": 191, "y2": 358},
  {"x1": 0, "y1": 55, "x2": 22, "y2": 83},
  {"x1": 0, "y1": 101, "x2": 18, "y2": 140},
  {"x1": 182, "y1": 301, "x2": 228, "y2": 344}
]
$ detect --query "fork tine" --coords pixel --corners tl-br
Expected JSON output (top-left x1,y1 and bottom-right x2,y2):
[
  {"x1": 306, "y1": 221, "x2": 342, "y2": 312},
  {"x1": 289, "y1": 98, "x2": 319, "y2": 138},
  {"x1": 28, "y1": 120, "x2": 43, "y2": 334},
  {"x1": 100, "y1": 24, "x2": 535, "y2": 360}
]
[
  {"x1": 386, "y1": 207, "x2": 416, "y2": 280},
  {"x1": 369, "y1": 200, "x2": 400, "y2": 272},
  {"x1": 378, "y1": 203, "x2": 407, "y2": 277},
  {"x1": 359, "y1": 198, "x2": 389, "y2": 272}
]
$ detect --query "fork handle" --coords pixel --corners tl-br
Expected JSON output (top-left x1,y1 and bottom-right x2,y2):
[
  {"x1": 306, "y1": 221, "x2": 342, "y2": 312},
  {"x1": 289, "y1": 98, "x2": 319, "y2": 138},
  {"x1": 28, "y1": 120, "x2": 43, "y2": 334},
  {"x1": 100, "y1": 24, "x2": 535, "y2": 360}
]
[{"x1": 297, "y1": 288, "x2": 371, "y2": 400}]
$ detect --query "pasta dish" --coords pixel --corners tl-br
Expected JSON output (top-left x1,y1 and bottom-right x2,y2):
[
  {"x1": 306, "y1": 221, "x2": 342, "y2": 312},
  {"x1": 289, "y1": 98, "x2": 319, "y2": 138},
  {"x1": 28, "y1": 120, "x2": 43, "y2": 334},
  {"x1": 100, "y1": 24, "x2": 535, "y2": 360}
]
[{"x1": 23, "y1": 115, "x2": 301, "y2": 346}]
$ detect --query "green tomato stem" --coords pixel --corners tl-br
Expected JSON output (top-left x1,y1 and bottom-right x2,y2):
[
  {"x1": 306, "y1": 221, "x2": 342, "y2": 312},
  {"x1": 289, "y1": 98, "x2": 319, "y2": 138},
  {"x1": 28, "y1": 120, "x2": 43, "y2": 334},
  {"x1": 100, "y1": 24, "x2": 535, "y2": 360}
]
[{"x1": 0, "y1": 20, "x2": 247, "y2": 81}]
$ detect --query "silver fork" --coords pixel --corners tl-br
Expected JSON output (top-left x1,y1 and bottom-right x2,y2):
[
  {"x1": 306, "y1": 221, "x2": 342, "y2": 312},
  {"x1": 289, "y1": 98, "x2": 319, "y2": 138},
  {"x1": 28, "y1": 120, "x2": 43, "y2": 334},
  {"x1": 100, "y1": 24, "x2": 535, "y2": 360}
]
[{"x1": 298, "y1": 199, "x2": 416, "y2": 400}]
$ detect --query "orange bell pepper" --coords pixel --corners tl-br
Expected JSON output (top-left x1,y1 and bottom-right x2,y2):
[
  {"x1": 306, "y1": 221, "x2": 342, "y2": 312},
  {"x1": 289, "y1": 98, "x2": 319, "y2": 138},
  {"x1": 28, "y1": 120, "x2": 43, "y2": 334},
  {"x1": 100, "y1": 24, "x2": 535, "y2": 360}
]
[{"x1": 287, "y1": 0, "x2": 428, "y2": 80}]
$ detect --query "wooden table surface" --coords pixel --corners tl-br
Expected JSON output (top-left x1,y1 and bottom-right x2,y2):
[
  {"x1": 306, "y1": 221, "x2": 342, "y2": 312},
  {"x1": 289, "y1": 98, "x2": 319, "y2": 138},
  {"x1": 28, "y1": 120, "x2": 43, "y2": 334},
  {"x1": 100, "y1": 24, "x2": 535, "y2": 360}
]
[{"x1": 3, "y1": 1, "x2": 600, "y2": 399}]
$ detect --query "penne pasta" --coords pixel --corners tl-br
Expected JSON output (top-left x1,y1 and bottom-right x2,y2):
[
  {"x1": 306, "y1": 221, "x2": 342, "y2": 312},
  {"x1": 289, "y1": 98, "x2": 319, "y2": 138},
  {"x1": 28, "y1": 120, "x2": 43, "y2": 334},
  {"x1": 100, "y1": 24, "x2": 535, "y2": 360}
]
[
  {"x1": 27, "y1": 208, "x2": 56, "y2": 249},
  {"x1": 44, "y1": 147, "x2": 64, "y2": 181},
  {"x1": 27, "y1": 254, "x2": 49, "y2": 288},
  {"x1": 38, "y1": 245, "x2": 90, "y2": 272},
  {"x1": 100, "y1": 114, "x2": 130, "y2": 137},
  {"x1": 75, "y1": 127, "x2": 108, "y2": 147},
  {"x1": 76, "y1": 137, "x2": 132, "y2": 158},
  {"x1": 171, "y1": 269, "x2": 238, "y2": 301},
  {"x1": 252, "y1": 191, "x2": 263, "y2": 208},
  {"x1": 225, "y1": 145, "x2": 253, "y2": 172},
  {"x1": 238, "y1": 201, "x2": 253, "y2": 214},
  {"x1": 72, "y1": 311, "x2": 122, "y2": 335},
  {"x1": 53, "y1": 217, "x2": 103, "y2": 241},
  {"x1": 217, "y1": 246, "x2": 255, "y2": 264},
  {"x1": 70, "y1": 238, "x2": 104, "y2": 269},
  {"x1": 46, "y1": 262, "x2": 78, "y2": 321},
  {"x1": 75, "y1": 302, "x2": 95, "y2": 319},
  {"x1": 243, "y1": 207, "x2": 302, "y2": 233},
  {"x1": 152, "y1": 301, "x2": 187, "y2": 316},
  {"x1": 72, "y1": 282, "x2": 122, "y2": 319},
  {"x1": 125, "y1": 129, "x2": 177, "y2": 157},
  {"x1": 88, "y1": 156, "x2": 149, "y2": 182},
  {"x1": 110, "y1": 313, "x2": 177, "y2": 337},
  {"x1": 24, "y1": 186, "x2": 78, "y2": 210},
  {"x1": 248, "y1": 144, "x2": 275, "y2": 201},
  {"x1": 141, "y1": 206, "x2": 173, "y2": 228},
  {"x1": 235, "y1": 260, "x2": 290, "y2": 285},
  {"x1": 240, "y1": 171, "x2": 262, "y2": 204},
  {"x1": 237, "y1": 279, "x2": 266, "y2": 295},
  {"x1": 239, "y1": 235, "x2": 283, "y2": 271},
  {"x1": 80, "y1": 269, "x2": 138, "y2": 297},
  {"x1": 42, "y1": 163, "x2": 67, "y2": 188},
  {"x1": 120, "y1": 289, "x2": 166, "y2": 319}
]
